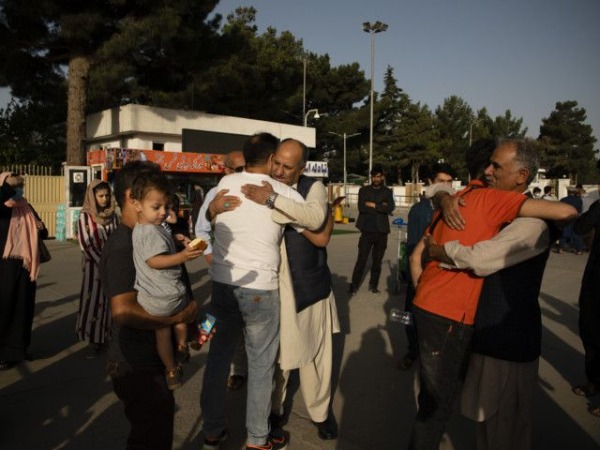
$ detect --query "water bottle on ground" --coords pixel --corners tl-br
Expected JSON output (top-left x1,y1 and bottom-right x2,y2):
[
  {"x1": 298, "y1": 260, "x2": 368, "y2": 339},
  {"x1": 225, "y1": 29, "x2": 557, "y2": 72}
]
[{"x1": 390, "y1": 308, "x2": 413, "y2": 325}]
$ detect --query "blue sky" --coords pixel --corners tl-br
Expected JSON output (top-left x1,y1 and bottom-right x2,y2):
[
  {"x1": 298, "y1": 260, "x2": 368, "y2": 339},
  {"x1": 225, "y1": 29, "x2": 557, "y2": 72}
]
[
  {"x1": 210, "y1": 0, "x2": 600, "y2": 143},
  {"x1": 2, "y1": 0, "x2": 598, "y2": 144}
]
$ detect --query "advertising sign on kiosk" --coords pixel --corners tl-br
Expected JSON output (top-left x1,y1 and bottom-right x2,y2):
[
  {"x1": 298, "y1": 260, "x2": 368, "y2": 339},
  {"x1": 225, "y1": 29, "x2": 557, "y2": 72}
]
[{"x1": 82, "y1": 148, "x2": 228, "y2": 238}]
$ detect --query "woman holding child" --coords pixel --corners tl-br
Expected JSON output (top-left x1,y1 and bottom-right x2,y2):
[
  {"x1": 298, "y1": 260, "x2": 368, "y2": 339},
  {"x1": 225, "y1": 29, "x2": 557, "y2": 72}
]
[{"x1": 76, "y1": 180, "x2": 119, "y2": 351}]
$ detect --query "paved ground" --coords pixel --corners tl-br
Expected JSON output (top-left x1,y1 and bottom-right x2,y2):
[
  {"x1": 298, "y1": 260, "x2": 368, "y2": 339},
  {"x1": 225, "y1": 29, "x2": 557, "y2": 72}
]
[{"x1": 1, "y1": 211, "x2": 599, "y2": 450}]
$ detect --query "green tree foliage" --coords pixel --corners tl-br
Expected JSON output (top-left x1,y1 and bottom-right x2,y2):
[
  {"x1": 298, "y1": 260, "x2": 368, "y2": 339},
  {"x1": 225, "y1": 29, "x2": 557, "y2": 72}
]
[
  {"x1": 0, "y1": 0, "x2": 222, "y2": 165},
  {"x1": 434, "y1": 96, "x2": 474, "y2": 179},
  {"x1": 490, "y1": 110, "x2": 527, "y2": 138},
  {"x1": 192, "y1": 7, "x2": 368, "y2": 126},
  {"x1": 0, "y1": 100, "x2": 66, "y2": 169},
  {"x1": 538, "y1": 101, "x2": 598, "y2": 183},
  {"x1": 374, "y1": 66, "x2": 439, "y2": 184}
]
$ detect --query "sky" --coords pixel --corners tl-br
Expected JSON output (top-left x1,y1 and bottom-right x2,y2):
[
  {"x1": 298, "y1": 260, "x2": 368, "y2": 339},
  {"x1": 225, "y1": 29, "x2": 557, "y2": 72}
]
[
  {"x1": 209, "y1": 0, "x2": 600, "y2": 143},
  {"x1": 2, "y1": 0, "x2": 599, "y2": 143}
]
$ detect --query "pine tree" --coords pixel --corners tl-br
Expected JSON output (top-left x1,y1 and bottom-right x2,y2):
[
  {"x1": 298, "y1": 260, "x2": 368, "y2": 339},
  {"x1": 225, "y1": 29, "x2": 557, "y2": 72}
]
[{"x1": 539, "y1": 101, "x2": 598, "y2": 183}]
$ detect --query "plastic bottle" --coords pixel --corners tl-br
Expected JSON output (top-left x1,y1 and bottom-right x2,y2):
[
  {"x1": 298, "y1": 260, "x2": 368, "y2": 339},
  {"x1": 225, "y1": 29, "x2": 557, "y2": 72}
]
[{"x1": 390, "y1": 308, "x2": 413, "y2": 325}]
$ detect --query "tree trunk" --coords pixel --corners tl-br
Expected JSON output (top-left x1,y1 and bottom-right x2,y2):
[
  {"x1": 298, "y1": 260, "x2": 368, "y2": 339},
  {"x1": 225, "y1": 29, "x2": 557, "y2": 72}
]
[
  {"x1": 66, "y1": 55, "x2": 90, "y2": 166},
  {"x1": 411, "y1": 162, "x2": 420, "y2": 184}
]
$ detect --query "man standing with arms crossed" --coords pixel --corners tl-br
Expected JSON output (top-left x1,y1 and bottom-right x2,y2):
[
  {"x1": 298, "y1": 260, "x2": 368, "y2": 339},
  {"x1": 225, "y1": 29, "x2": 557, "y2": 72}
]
[
  {"x1": 349, "y1": 164, "x2": 395, "y2": 295},
  {"x1": 408, "y1": 139, "x2": 577, "y2": 450},
  {"x1": 241, "y1": 138, "x2": 340, "y2": 440}
]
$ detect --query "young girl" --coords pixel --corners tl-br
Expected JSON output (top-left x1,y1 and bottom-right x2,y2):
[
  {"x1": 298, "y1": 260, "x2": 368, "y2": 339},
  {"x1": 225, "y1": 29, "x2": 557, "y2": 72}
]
[{"x1": 130, "y1": 172, "x2": 204, "y2": 389}]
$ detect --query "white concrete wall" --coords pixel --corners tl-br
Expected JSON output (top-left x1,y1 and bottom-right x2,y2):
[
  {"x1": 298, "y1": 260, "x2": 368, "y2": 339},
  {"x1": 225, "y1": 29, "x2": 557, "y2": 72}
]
[{"x1": 86, "y1": 104, "x2": 316, "y2": 151}]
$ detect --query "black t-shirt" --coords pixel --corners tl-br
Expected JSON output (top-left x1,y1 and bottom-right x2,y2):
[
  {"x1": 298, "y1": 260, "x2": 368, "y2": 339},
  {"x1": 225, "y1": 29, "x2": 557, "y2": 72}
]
[{"x1": 100, "y1": 224, "x2": 162, "y2": 368}]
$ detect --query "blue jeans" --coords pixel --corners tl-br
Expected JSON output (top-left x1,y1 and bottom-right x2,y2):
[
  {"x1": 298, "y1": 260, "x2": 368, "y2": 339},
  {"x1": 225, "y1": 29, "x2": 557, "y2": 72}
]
[
  {"x1": 409, "y1": 306, "x2": 473, "y2": 450},
  {"x1": 200, "y1": 281, "x2": 280, "y2": 446}
]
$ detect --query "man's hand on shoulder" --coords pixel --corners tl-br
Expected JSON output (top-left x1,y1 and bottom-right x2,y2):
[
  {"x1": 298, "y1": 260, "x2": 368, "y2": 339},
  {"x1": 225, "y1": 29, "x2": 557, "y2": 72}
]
[
  {"x1": 438, "y1": 193, "x2": 466, "y2": 230},
  {"x1": 207, "y1": 189, "x2": 241, "y2": 221},
  {"x1": 241, "y1": 180, "x2": 274, "y2": 205}
]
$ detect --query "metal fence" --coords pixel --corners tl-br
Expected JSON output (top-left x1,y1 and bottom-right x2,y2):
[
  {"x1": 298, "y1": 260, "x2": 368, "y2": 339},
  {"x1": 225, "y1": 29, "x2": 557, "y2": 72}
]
[
  {"x1": 1, "y1": 164, "x2": 63, "y2": 176},
  {"x1": 24, "y1": 175, "x2": 65, "y2": 238}
]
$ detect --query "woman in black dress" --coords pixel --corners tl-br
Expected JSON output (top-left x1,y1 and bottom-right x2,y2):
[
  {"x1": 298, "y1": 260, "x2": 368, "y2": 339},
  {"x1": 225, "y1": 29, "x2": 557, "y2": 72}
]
[{"x1": 0, "y1": 172, "x2": 47, "y2": 370}]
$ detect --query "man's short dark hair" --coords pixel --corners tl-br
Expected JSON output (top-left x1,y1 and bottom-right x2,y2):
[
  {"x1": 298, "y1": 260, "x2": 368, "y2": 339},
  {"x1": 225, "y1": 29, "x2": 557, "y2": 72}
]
[
  {"x1": 113, "y1": 161, "x2": 161, "y2": 208},
  {"x1": 243, "y1": 132, "x2": 280, "y2": 166},
  {"x1": 370, "y1": 164, "x2": 384, "y2": 176},
  {"x1": 430, "y1": 162, "x2": 454, "y2": 180},
  {"x1": 544, "y1": 185, "x2": 553, "y2": 194},
  {"x1": 466, "y1": 138, "x2": 497, "y2": 180}
]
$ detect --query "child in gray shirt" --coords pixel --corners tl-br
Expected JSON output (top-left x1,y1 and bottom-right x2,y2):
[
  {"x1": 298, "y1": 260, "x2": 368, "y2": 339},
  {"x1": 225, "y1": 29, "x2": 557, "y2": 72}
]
[{"x1": 130, "y1": 172, "x2": 204, "y2": 389}]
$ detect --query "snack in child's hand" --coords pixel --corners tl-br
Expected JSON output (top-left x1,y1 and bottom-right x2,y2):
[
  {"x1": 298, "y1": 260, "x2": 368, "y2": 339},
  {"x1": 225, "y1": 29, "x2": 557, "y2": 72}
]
[{"x1": 188, "y1": 238, "x2": 208, "y2": 252}]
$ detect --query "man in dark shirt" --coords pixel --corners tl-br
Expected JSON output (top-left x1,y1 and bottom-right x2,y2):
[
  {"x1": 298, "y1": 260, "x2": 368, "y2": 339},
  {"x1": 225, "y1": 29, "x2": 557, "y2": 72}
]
[
  {"x1": 349, "y1": 164, "x2": 395, "y2": 295},
  {"x1": 100, "y1": 161, "x2": 199, "y2": 450}
]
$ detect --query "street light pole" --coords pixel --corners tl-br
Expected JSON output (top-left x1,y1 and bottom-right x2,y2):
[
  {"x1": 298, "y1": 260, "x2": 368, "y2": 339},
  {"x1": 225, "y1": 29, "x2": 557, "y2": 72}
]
[
  {"x1": 303, "y1": 56, "x2": 307, "y2": 121},
  {"x1": 329, "y1": 131, "x2": 360, "y2": 203},
  {"x1": 363, "y1": 21, "x2": 388, "y2": 184},
  {"x1": 304, "y1": 108, "x2": 320, "y2": 127}
]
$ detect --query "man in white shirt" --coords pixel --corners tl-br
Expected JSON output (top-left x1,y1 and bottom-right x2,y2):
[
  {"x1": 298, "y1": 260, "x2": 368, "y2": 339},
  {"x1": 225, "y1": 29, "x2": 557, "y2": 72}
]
[
  {"x1": 200, "y1": 133, "x2": 325, "y2": 450},
  {"x1": 241, "y1": 138, "x2": 340, "y2": 440}
]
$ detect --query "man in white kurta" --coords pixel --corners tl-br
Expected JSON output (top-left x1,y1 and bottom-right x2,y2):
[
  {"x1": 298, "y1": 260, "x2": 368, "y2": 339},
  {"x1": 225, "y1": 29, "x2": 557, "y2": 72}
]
[{"x1": 241, "y1": 138, "x2": 340, "y2": 440}]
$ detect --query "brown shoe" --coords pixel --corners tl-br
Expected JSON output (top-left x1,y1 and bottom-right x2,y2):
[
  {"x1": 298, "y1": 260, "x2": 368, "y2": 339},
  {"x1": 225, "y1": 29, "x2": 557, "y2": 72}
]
[{"x1": 166, "y1": 365, "x2": 183, "y2": 390}]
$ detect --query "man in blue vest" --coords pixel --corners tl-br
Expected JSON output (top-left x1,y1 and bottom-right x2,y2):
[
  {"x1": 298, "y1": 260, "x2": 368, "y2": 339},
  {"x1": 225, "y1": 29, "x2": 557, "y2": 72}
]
[{"x1": 241, "y1": 138, "x2": 341, "y2": 440}]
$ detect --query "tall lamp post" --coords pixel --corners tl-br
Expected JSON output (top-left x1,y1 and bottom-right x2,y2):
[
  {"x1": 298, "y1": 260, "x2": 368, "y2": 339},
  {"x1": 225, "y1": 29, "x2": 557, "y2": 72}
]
[
  {"x1": 304, "y1": 108, "x2": 320, "y2": 127},
  {"x1": 363, "y1": 21, "x2": 388, "y2": 183},
  {"x1": 328, "y1": 131, "x2": 360, "y2": 203},
  {"x1": 303, "y1": 55, "x2": 307, "y2": 121}
]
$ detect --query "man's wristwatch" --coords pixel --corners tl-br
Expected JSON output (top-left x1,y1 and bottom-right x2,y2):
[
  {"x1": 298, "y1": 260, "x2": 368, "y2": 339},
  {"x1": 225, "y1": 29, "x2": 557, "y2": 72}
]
[{"x1": 265, "y1": 192, "x2": 278, "y2": 209}]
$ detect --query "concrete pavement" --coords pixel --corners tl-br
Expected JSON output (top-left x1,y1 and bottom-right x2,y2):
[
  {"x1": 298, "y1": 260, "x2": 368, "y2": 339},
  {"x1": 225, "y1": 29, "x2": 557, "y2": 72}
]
[{"x1": 1, "y1": 216, "x2": 599, "y2": 449}]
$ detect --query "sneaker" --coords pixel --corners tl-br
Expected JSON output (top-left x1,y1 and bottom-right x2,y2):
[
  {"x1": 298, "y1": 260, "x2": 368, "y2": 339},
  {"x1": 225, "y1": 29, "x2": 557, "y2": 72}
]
[
  {"x1": 165, "y1": 365, "x2": 183, "y2": 390},
  {"x1": 202, "y1": 430, "x2": 228, "y2": 450},
  {"x1": 246, "y1": 433, "x2": 288, "y2": 450},
  {"x1": 369, "y1": 287, "x2": 381, "y2": 294}
]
